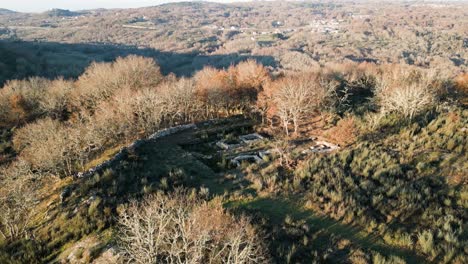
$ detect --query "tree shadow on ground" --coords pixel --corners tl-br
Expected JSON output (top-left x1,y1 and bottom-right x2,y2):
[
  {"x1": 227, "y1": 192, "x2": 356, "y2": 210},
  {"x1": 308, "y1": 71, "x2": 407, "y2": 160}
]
[{"x1": 228, "y1": 197, "x2": 427, "y2": 264}]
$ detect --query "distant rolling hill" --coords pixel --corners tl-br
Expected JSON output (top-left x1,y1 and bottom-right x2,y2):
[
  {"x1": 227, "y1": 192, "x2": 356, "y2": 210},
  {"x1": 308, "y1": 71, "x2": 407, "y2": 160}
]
[
  {"x1": 0, "y1": 8, "x2": 16, "y2": 15},
  {"x1": 43, "y1": 8, "x2": 81, "y2": 17}
]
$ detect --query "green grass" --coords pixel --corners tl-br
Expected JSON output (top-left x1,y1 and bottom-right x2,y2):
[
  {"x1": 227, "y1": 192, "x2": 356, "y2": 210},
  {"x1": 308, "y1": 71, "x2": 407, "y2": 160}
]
[
  {"x1": 83, "y1": 145, "x2": 124, "y2": 171},
  {"x1": 228, "y1": 197, "x2": 426, "y2": 263},
  {"x1": 10, "y1": 112, "x2": 462, "y2": 263}
]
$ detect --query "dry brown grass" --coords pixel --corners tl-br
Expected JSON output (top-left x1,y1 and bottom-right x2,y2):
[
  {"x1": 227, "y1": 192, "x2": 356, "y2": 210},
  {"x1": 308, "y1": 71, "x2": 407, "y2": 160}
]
[
  {"x1": 455, "y1": 73, "x2": 468, "y2": 106},
  {"x1": 325, "y1": 116, "x2": 358, "y2": 146}
]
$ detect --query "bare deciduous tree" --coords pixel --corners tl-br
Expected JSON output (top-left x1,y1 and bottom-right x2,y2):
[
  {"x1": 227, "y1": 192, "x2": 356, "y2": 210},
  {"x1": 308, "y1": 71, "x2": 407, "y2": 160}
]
[
  {"x1": 375, "y1": 67, "x2": 439, "y2": 120},
  {"x1": 0, "y1": 170, "x2": 36, "y2": 241},
  {"x1": 194, "y1": 66, "x2": 228, "y2": 118},
  {"x1": 234, "y1": 59, "x2": 269, "y2": 91},
  {"x1": 37, "y1": 78, "x2": 74, "y2": 119},
  {"x1": 73, "y1": 55, "x2": 163, "y2": 113},
  {"x1": 13, "y1": 118, "x2": 81, "y2": 176},
  {"x1": 195, "y1": 62, "x2": 270, "y2": 119},
  {"x1": 0, "y1": 77, "x2": 51, "y2": 126},
  {"x1": 117, "y1": 192, "x2": 269, "y2": 264},
  {"x1": 158, "y1": 77, "x2": 201, "y2": 125},
  {"x1": 266, "y1": 74, "x2": 325, "y2": 135}
]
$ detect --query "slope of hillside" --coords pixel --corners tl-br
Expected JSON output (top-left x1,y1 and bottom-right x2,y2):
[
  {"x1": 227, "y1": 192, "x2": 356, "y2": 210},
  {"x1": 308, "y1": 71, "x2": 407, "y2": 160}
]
[
  {"x1": 0, "y1": 8, "x2": 16, "y2": 15},
  {"x1": 0, "y1": 1, "x2": 467, "y2": 263}
]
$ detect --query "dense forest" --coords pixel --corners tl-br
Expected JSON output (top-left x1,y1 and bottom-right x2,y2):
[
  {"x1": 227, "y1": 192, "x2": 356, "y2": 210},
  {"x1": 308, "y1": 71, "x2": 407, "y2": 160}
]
[{"x1": 0, "y1": 1, "x2": 467, "y2": 264}]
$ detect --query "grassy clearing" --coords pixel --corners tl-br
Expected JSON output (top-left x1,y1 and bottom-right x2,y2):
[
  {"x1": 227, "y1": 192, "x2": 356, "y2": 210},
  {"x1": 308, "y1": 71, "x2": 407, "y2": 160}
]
[
  {"x1": 227, "y1": 196, "x2": 426, "y2": 263},
  {"x1": 83, "y1": 144, "x2": 125, "y2": 171}
]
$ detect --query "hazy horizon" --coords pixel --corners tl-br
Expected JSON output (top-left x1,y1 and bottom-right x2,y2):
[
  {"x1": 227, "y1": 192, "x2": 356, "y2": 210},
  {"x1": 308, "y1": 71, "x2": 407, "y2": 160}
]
[
  {"x1": 2, "y1": 0, "x2": 465, "y2": 13},
  {"x1": 0, "y1": 0, "x2": 253, "y2": 13}
]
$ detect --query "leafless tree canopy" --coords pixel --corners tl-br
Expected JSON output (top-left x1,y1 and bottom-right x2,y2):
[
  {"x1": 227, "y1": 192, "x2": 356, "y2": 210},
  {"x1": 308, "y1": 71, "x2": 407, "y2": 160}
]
[{"x1": 117, "y1": 191, "x2": 269, "y2": 264}]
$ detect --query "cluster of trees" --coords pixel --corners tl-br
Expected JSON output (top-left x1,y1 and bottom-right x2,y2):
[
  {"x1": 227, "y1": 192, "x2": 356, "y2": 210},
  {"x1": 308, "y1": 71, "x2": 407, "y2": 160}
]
[
  {"x1": 2, "y1": 56, "x2": 460, "y2": 179},
  {"x1": 257, "y1": 62, "x2": 452, "y2": 140},
  {"x1": 0, "y1": 56, "x2": 271, "y2": 262},
  {"x1": 374, "y1": 66, "x2": 441, "y2": 120},
  {"x1": 1, "y1": 52, "x2": 466, "y2": 263},
  {"x1": 118, "y1": 191, "x2": 268, "y2": 263},
  {"x1": 0, "y1": 57, "x2": 269, "y2": 177},
  {"x1": 258, "y1": 74, "x2": 325, "y2": 135},
  {"x1": 194, "y1": 60, "x2": 269, "y2": 117}
]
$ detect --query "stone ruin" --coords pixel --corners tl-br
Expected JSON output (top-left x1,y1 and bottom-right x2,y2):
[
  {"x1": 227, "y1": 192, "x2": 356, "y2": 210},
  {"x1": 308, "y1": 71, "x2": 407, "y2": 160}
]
[
  {"x1": 309, "y1": 141, "x2": 340, "y2": 153},
  {"x1": 216, "y1": 133, "x2": 264, "y2": 150},
  {"x1": 258, "y1": 149, "x2": 274, "y2": 159},
  {"x1": 230, "y1": 154, "x2": 264, "y2": 167},
  {"x1": 215, "y1": 133, "x2": 269, "y2": 168},
  {"x1": 216, "y1": 139, "x2": 242, "y2": 150},
  {"x1": 239, "y1": 133, "x2": 264, "y2": 144}
]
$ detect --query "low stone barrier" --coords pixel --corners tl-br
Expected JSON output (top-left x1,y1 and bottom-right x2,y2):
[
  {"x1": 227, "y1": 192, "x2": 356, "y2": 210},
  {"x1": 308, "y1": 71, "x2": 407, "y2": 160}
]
[
  {"x1": 148, "y1": 124, "x2": 196, "y2": 140},
  {"x1": 75, "y1": 124, "x2": 197, "y2": 179}
]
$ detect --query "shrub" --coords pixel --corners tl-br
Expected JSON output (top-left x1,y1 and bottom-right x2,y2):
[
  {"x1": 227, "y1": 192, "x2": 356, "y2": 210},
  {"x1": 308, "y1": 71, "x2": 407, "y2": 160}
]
[
  {"x1": 417, "y1": 230, "x2": 434, "y2": 255},
  {"x1": 372, "y1": 253, "x2": 406, "y2": 264},
  {"x1": 454, "y1": 73, "x2": 468, "y2": 106}
]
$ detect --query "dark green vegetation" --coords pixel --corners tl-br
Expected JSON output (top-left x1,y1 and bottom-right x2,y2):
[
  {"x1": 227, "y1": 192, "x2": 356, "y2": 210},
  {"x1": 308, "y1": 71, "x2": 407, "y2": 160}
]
[
  {"x1": 0, "y1": 1, "x2": 467, "y2": 263},
  {"x1": 2, "y1": 108, "x2": 465, "y2": 263},
  {"x1": 0, "y1": 54, "x2": 466, "y2": 263},
  {"x1": 294, "y1": 110, "x2": 467, "y2": 263},
  {"x1": 0, "y1": 128, "x2": 14, "y2": 165}
]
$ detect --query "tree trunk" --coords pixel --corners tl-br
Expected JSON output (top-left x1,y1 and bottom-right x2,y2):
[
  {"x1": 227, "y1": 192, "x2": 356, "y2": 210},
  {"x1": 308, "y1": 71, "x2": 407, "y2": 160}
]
[
  {"x1": 283, "y1": 119, "x2": 289, "y2": 136},
  {"x1": 293, "y1": 116, "x2": 299, "y2": 135}
]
